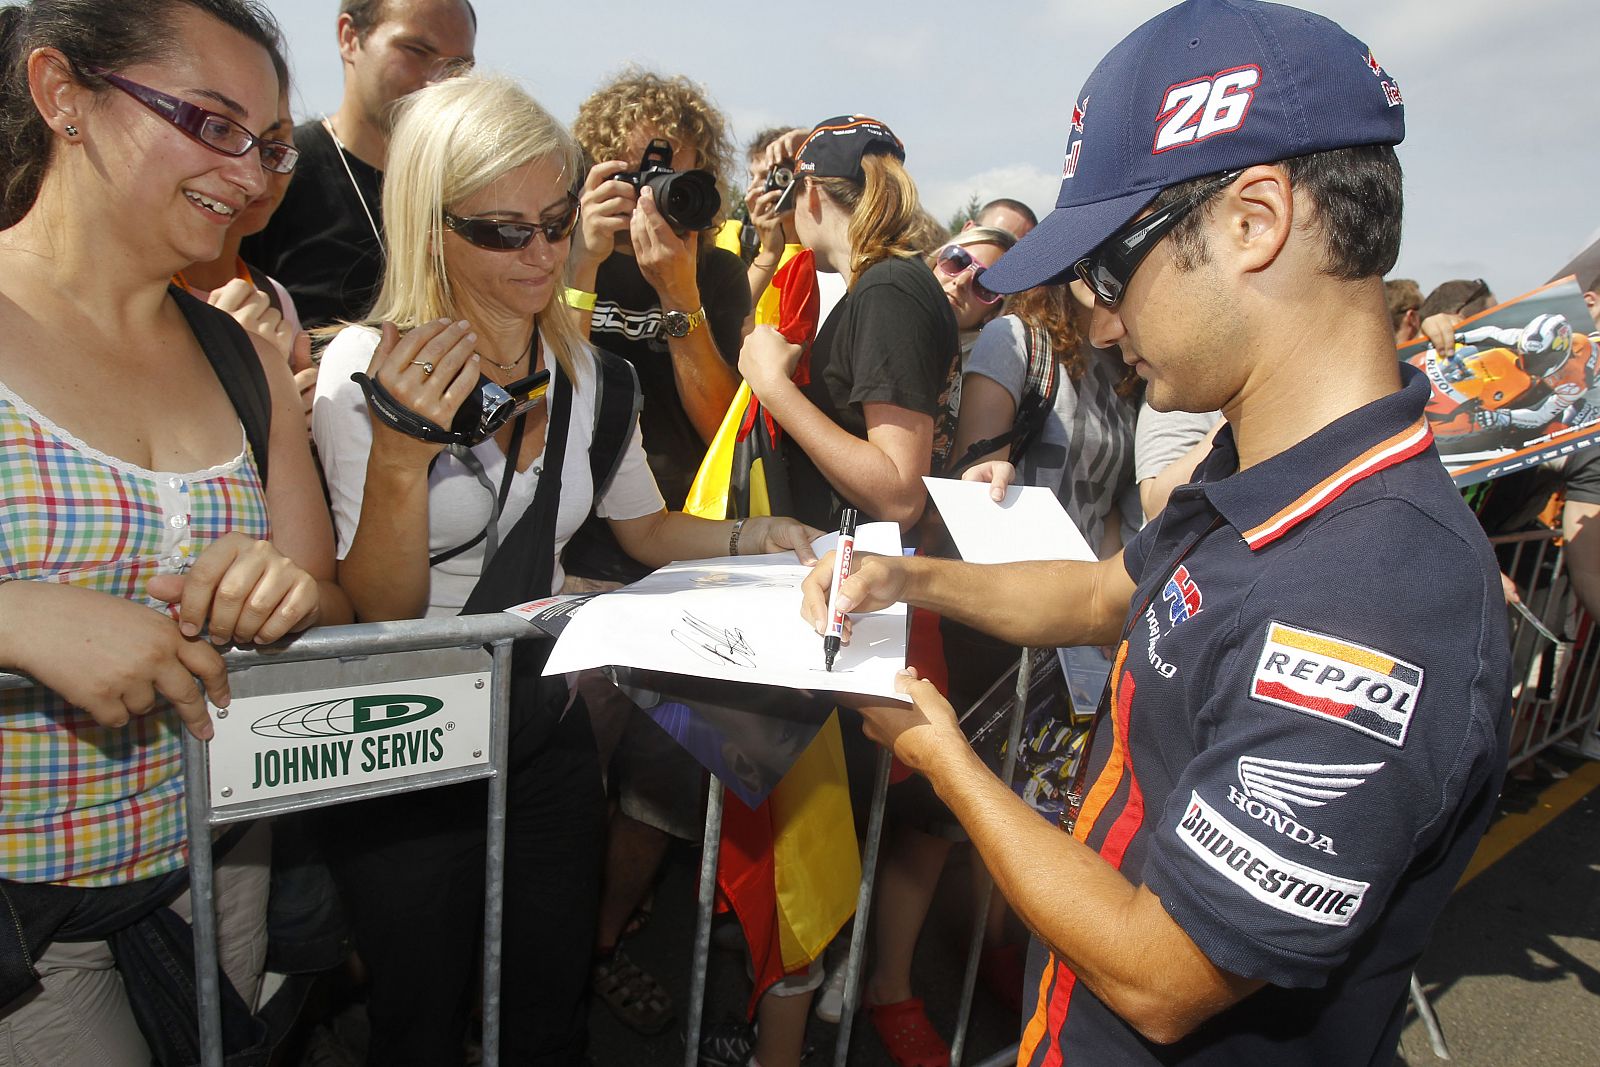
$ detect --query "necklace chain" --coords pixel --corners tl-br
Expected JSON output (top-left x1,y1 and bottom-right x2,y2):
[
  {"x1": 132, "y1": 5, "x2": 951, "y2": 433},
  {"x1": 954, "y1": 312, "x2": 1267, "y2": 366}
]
[
  {"x1": 483, "y1": 332, "x2": 541, "y2": 375},
  {"x1": 482, "y1": 351, "x2": 525, "y2": 373},
  {"x1": 321, "y1": 116, "x2": 381, "y2": 248}
]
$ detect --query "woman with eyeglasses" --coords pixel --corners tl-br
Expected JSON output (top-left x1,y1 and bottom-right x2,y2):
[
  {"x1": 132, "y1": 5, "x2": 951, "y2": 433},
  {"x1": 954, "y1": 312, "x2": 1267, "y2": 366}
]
[
  {"x1": 311, "y1": 73, "x2": 816, "y2": 1065},
  {"x1": 0, "y1": 1, "x2": 347, "y2": 1061}
]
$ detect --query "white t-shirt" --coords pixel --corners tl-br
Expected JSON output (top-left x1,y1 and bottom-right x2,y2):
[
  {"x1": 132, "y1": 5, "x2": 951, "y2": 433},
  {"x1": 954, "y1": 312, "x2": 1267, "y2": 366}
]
[{"x1": 312, "y1": 325, "x2": 665, "y2": 616}]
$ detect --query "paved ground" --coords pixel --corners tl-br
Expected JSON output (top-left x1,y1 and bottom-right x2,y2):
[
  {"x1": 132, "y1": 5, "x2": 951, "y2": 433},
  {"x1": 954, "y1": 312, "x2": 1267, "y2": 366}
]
[
  {"x1": 590, "y1": 753, "x2": 1600, "y2": 1066},
  {"x1": 1395, "y1": 755, "x2": 1600, "y2": 1066},
  {"x1": 589, "y1": 837, "x2": 1024, "y2": 1066}
]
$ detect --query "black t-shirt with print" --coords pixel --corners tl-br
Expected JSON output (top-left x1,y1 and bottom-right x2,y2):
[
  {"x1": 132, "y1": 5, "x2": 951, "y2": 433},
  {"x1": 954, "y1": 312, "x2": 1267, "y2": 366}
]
[
  {"x1": 589, "y1": 248, "x2": 750, "y2": 509},
  {"x1": 241, "y1": 121, "x2": 385, "y2": 330},
  {"x1": 787, "y1": 255, "x2": 959, "y2": 530}
]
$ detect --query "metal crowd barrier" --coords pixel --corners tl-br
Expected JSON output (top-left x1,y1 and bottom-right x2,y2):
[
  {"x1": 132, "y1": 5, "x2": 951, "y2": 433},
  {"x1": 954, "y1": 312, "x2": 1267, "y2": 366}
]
[
  {"x1": 1494, "y1": 530, "x2": 1600, "y2": 769},
  {"x1": 676, "y1": 641, "x2": 1037, "y2": 1067},
  {"x1": 679, "y1": 740, "x2": 897, "y2": 1067},
  {"x1": 2, "y1": 614, "x2": 533, "y2": 1067}
]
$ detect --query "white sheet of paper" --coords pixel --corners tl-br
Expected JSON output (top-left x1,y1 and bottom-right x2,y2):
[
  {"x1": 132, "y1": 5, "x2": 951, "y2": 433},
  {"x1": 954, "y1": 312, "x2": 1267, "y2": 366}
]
[
  {"x1": 539, "y1": 522, "x2": 910, "y2": 701},
  {"x1": 924, "y1": 477, "x2": 1095, "y2": 564}
]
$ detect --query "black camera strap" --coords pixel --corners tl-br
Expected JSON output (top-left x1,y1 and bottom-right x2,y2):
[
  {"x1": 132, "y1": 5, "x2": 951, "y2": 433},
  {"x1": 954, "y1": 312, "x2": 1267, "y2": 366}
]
[
  {"x1": 461, "y1": 365, "x2": 575, "y2": 615},
  {"x1": 350, "y1": 369, "x2": 468, "y2": 445},
  {"x1": 428, "y1": 415, "x2": 525, "y2": 568}
]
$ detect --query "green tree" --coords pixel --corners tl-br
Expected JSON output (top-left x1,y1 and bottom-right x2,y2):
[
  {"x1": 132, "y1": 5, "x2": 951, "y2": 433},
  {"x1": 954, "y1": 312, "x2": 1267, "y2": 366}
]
[{"x1": 946, "y1": 192, "x2": 981, "y2": 234}]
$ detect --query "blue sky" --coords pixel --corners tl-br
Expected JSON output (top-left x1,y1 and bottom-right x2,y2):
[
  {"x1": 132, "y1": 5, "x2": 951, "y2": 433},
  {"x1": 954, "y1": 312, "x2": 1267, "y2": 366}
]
[{"x1": 265, "y1": 0, "x2": 1597, "y2": 301}]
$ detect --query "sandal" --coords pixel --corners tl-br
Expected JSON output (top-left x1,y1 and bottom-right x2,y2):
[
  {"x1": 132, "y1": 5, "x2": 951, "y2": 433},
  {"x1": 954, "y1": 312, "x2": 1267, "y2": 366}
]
[
  {"x1": 868, "y1": 997, "x2": 950, "y2": 1067},
  {"x1": 623, "y1": 893, "x2": 655, "y2": 940},
  {"x1": 592, "y1": 948, "x2": 675, "y2": 1035}
]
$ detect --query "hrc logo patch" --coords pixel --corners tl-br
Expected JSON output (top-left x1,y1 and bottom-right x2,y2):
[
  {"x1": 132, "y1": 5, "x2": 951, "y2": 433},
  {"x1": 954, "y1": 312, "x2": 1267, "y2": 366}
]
[
  {"x1": 1250, "y1": 623, "x2": 1422, "y2": 747},
  {"x1": 1163, "y1": 564, "x2": 1202, "y2": 625}
]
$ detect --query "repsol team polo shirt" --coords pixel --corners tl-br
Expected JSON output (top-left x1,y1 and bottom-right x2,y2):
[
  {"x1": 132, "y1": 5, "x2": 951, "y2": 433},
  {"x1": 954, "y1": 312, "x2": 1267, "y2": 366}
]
[{"x1": 1020, "y1": 369, "x2": 1511, "y2": 1066}]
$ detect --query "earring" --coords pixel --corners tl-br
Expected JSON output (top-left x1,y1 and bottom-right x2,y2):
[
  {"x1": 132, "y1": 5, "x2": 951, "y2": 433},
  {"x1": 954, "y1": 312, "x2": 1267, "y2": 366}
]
[{"x1": 64, "y1": 124, "x2": 78, "y2": 137}]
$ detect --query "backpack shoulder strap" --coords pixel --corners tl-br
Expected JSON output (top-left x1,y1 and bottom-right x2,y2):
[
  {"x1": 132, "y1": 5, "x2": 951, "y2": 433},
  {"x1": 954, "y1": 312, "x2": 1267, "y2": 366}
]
[
  {"x1": 241, "y1": 262, "x2": 284, "y2": 315},
  {"x1": 944, "y1": 321, "x2": 1058, "y2": 476},
  {"x1": 1021, "y1": 323, "x2": 1059, "y2": 406},
  {"x1": 588, "y1": 346, "x2": 642, "y2": 501},
  {"x1": 168, "y1": 285, "x2": 272, "y2": 486}
]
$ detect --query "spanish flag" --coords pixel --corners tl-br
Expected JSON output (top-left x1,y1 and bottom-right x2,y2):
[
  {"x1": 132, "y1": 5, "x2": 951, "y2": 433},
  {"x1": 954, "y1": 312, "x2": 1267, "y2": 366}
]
[{"x1": 685, "y1": 250, "x2": 860, "y2": 1012}]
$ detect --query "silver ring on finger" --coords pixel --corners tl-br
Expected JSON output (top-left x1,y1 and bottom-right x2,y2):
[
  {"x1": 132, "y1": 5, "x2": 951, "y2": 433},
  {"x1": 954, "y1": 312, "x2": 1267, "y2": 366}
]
[{"x1": 411, "y1": 360, "x2": 435, "y2": 375}]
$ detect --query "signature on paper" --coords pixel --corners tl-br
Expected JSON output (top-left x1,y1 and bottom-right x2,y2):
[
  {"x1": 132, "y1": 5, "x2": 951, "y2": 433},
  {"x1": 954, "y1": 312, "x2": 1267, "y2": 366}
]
[{"x1": 672, "y1": 611, "x2": 757, "y2": 669}]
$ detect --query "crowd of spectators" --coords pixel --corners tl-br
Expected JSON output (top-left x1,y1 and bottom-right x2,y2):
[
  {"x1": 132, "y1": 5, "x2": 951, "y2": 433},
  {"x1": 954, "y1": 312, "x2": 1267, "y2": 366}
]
[{"x1": 0, "y1": 1, "x2": 1593, "y2": 1066}]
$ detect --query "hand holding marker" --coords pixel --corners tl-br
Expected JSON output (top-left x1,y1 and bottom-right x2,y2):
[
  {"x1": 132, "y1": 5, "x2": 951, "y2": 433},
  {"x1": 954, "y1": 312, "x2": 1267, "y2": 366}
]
[{"x1": 823, "y1": 508, "x2": 858, "y2": 672}]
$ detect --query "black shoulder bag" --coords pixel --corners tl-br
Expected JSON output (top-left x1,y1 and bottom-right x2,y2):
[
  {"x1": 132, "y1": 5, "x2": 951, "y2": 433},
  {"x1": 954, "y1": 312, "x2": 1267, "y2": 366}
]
[{"x1": 457, "y1": 350, "x2": 641, "y2": 729}]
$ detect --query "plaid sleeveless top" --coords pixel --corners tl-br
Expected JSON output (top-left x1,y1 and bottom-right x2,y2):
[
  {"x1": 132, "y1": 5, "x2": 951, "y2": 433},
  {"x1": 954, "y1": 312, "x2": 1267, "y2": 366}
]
[{"x1": 0, "y1": 381, "x2": 270, "y2": 886}]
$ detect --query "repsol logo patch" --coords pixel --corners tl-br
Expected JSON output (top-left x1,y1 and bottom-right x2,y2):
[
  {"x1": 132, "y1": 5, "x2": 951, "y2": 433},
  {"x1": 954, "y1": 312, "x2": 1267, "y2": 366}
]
[
  {"x1": 1251, "y1": 622, "x2": 1422, "y2": 747},
  {"x1": 1177, "y1": 792, "x2": 1369, "y2": 927}
]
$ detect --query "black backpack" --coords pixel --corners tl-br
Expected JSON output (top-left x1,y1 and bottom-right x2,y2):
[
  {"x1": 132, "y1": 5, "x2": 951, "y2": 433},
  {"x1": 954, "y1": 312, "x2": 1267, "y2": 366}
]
[{"x1": 169, "y1": 285, "x2": 273, "y2": 486}]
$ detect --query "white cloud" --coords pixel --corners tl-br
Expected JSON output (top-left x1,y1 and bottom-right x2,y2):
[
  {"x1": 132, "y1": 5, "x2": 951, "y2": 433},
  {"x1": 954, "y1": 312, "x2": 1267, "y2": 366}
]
[{"x1": 919, "y1": 162, "x2": 1060, "y2": 228}]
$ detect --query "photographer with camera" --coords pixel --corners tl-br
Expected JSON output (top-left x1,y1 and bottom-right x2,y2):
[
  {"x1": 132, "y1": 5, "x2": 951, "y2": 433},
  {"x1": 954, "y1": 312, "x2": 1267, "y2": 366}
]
[
  {"x1": 310, "y1": 74, "x2": 817, "y2": 1064},
  {"x1": 741, "y1": 127, "x2": 801, "y2": 309},
  {"x1": 569, "y1": 71, "x2": 749, "y2": 511}
]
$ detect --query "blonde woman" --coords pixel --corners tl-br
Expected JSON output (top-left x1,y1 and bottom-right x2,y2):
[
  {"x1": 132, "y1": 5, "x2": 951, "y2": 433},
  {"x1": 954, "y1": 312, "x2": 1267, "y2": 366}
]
[
  {"x1": 933, "y1": 224, "x2": 1016, "y2": 354},
  {"x1": 311, "y1": 74, "x2": 816, "y2": 1065}
]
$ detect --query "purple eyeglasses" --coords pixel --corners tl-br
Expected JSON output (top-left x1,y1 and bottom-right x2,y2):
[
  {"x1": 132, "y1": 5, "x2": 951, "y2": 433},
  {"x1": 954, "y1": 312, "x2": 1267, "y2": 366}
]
[{"x1": 94, "y1": 69, "x2": 298, "y2": 175}]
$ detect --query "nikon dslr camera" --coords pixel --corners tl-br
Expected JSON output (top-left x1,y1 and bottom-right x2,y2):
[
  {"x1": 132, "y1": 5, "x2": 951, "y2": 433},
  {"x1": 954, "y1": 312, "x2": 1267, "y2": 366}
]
[{"x1": 619, "y1": 139, "x2": 721, "y2": 232}]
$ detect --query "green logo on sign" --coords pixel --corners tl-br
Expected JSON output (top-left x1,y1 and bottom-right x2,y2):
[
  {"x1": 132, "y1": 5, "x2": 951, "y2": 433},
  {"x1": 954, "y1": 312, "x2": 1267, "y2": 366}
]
[
  {"x1": 251, "y1": 694, "x2": 444, "y2": 738},
  {"x1": 352, "y1": 695, "x2": 443, "y2": 733}
]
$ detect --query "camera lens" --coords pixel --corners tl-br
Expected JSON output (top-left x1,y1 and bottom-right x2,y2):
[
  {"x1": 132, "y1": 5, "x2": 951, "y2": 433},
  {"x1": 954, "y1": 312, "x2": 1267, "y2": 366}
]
[
  {"x1": 646, "y1": 170, "x2": 720, "y2": 231},
  {"x1": 450, "y1": 376, "x2": 515, "y2": 443},
  {"x1": 766, "y1": 166, "x2": 794, "y2": 192}
]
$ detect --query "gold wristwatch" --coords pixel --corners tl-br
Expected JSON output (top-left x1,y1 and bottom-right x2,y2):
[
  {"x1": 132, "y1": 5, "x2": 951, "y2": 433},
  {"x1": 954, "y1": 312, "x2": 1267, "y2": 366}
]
[{"x1": 662, "y1": 306, "x2": 707, "y2": 338}]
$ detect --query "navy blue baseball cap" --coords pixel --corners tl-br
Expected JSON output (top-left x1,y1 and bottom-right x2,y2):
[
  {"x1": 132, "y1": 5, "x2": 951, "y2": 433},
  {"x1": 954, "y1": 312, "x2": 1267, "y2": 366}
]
[{"x1": 982, "y1": 0, "x2": 1406, "y2": 295}]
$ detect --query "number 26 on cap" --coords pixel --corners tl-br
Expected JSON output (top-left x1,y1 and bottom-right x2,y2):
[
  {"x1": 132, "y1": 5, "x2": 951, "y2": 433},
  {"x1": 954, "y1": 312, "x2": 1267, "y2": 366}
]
[{"x1": 1154, "y1": 65, "x2": 1261, "y2": 153}]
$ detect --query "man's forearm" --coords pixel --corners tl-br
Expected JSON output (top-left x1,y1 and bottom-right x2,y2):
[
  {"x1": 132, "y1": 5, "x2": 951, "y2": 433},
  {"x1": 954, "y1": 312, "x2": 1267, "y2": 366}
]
[
  {"x1": 900, "y1": 554, "x2": 1131, "y2": 649},
  {"x1": 928, "y1": 742, "x2": 1257, "y2": 1043},
  {"x1": 667, "y1": 328, "x2": 741, "y2": 443}
]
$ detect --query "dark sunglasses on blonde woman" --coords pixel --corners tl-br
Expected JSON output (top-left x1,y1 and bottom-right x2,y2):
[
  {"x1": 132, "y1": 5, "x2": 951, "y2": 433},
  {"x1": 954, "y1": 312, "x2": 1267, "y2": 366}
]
[{"x1": 442, "y1": 194, "x2": 581, "y2": 251}]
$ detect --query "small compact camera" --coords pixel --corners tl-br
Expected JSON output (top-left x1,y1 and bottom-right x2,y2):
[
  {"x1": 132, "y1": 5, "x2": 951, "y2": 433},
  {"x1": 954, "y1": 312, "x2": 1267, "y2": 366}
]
[
  {"x1": 619, "y1": 139, "x2": 721, "y2": 231},
  {"x1": 763, "y1": 159, "x2": 795, "y2": 195},
  {"x1": 353, "y1": 368, "x2": 551, "y2": 447}
]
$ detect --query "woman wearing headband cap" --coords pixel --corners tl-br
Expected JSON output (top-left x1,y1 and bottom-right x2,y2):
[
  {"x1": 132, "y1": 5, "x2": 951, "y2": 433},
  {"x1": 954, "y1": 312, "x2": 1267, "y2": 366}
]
[
  {"x1": 737, "y1": 114, "x2": 961, "y2": 1067},
  {"x1": 741, "y1": 116, "x2": 958, "y2": 532}
]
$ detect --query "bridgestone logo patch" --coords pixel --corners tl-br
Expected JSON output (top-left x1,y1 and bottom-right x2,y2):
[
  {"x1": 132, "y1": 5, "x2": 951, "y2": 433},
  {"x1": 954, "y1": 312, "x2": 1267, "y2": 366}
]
[
  {"x1": 1250, "y1": 622, "x2": 1422, "y2": 747},
  {"x1": 1177, "y1": 791, "x2": 1369, "y2": 927}
]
